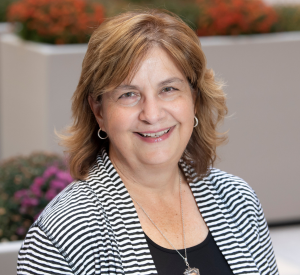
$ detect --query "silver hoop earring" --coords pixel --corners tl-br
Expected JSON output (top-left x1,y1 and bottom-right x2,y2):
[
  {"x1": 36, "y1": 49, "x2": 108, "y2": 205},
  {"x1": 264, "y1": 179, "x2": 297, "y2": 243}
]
[
  {"x1": 194, "y1": 116, "x2": 198, "y2": 128},
  {"x1": 98, "y1": 128, "x2": 108, "y2": 140}
]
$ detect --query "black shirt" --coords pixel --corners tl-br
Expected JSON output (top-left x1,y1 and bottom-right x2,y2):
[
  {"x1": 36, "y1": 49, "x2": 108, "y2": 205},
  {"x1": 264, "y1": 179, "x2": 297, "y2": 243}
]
[{"x1": 145, "y1": 231, "x2": 234, "y2": 275}]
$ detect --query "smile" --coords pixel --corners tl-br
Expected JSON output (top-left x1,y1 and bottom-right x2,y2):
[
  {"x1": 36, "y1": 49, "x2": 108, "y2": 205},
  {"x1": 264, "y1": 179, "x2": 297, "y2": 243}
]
[{"x1": 137, "y1": 128, "x2": 171, "y2": 138}]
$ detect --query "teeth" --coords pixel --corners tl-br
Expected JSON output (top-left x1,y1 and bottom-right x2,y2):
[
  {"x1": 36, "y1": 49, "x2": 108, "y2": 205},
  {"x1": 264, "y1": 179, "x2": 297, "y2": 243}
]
[{"x1": 140, "y1": 128, "x2": 170, "y2": 138}]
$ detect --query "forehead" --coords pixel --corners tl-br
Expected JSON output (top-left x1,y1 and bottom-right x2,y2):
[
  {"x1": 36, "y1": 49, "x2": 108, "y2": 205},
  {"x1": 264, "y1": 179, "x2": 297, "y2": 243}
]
[{"x1": 121, "y1": 46, "x2": 186, "y2": 86}]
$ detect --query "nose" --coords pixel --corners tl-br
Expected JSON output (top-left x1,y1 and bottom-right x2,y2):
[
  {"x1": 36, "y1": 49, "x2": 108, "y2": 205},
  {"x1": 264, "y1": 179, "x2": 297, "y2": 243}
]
[{"x1": 138, "y1": 95, "x2": 165, "y2": 125}]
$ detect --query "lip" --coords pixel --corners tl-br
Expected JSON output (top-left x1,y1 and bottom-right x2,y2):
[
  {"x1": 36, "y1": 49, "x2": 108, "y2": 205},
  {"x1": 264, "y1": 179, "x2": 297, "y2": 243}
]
[
  {"x1": 136, "y1": 126, "x2": 172, "y2": 134},
  {"x1": 134, "y1": 126, "x2": 175, "y2": 143}
]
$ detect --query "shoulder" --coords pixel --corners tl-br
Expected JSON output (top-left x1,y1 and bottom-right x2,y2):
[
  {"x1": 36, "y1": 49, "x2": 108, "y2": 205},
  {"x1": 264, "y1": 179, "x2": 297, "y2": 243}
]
[
  {"x1": 206, "y1": 168, "x2": 258, "y2": 200},
  {"x1": 18, "y1": 224, "x2": 74, "y2": 274},
  {"x1": 180, "y1": 160, "x2": 259, "y2": 205},
  {"x1": 192, "y1": 169, "x2": 279, "y2": 274},
  {"x1": 192, "y1": 168, "x2": 262, "y2": 215},
  {"x1": 192, "y1": 168, "x2": 266, "y2": 236},
  {"x1": 20, "y1": 179, "x2": 118, "y2": 274},
  {"x1": 34, "y1": 179, "x2": 101, "y2": 240},
  {"x1": 18, "y1": 180, "x2": 97, "y2": 273}
]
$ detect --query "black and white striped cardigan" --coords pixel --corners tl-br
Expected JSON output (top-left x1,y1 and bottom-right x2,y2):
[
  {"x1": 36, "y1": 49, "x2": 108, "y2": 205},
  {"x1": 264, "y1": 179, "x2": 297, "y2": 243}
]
[{"x1": 17, "y1": 149, "x2": 279, "y2": 275}]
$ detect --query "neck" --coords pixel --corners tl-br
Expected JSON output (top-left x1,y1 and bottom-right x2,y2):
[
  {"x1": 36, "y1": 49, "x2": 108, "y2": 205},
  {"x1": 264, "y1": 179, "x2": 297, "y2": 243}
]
[{"x1": 109, "y1": 148, "x2": 182, "y2": 199}]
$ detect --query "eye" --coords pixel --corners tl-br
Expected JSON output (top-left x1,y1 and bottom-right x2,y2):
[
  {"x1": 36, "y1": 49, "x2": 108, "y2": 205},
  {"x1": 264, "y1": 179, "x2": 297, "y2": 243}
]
[
  {"x1": 117, "y1": 91, "x2": 141, "y2": 106},
  {"x1": 119, "y1": 92, "x2": 136, "y2": 98},
  {"x1": 162, "y1": 87, "x2": 178, "y2": 93},
  {"x1": 159, "y1": 86, "x2": 180, "y2": 101}
]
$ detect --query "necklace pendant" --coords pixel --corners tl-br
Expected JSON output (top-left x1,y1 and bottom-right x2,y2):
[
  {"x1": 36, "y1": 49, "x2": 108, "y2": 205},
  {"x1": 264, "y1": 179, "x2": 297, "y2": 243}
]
[{"x1": 183, "y1": 267, "x2": 200, "y2": 275}]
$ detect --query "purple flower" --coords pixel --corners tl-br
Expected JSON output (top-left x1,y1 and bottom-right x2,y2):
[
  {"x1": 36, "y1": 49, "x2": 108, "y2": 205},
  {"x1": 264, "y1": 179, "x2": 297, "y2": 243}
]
[
  {"x1": 30, "y1": 185, "x2": 42, "y2": 197},
  {"x1": 13, "y1": 165, "x2": 72, "y2": 221},
  {"x1": 56, "y1": 171, "x2": 73, "y2": 183},
  {"x1": 45, "y1": 189, "x2": 57, "y2": 201},
  {"x1": 33, "y1": 176, "x2": 44, "y2": 186},
  {"x1": 50, "y1": 179, "x2": 66, "y2": 190},
  {"x1": 16, "y1": 227, "x2": 26, "y2": 236},
  {"x1": 14, "y1": 189, "x2": 29, "y2": 200},
  {"x1": 21, "y1": 197, "x2": 38, "y2": 207},
  {"x1": 43, "y1": 166, "x2": 59, "y2": 178}
]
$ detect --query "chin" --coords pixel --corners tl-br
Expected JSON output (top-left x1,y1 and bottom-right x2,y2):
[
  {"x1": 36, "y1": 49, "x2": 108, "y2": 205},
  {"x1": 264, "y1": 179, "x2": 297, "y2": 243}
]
[{"x1": 138, "y1": 148, "x2": 180, "y2": 166}]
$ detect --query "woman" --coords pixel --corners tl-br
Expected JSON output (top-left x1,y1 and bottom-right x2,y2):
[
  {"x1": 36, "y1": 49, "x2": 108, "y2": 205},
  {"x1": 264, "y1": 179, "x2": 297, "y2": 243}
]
[{"x1": 17, "y1": 9, "x2": 278, "y2": 275}]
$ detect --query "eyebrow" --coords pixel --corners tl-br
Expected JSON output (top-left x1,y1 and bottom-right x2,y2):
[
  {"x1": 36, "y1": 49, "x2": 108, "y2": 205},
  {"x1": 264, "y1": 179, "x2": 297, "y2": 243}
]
[
  {"x1": 159, "y1": 77, "x2": 184, "y2": 86},
  {"x1": 116, "y1": 77, "x2": 184, "y2": 91}
]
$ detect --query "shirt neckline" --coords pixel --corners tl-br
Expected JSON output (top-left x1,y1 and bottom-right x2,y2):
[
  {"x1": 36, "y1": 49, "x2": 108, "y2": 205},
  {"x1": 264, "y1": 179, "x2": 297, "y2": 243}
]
[{"x1": 144, "y1": 230, "x2": 212, "y2": 254}]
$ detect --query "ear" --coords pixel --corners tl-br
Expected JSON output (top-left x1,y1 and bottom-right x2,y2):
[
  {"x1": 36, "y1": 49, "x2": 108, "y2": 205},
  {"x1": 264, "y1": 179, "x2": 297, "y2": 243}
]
[{"x1": 88, "y1": 95, "x2": 106, "y2": 131}]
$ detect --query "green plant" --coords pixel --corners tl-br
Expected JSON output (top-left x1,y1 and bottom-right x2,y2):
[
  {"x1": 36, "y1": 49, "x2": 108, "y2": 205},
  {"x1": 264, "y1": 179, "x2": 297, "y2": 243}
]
[
  {"x1": 0, "y1": 0, "x2": 17, "y2": 22},
  {"x1": 274, "y1": 5, "x2": 300, "y2": 32},
  {"x1": 160, "y1": 0, "x2": 200, "y2": 30},
  {"x1": 95, "y1": 0, "x2": 200, "y2": 30},
  {"x1": 0, "y1": 152, "x2": 72, "y2": 242}
]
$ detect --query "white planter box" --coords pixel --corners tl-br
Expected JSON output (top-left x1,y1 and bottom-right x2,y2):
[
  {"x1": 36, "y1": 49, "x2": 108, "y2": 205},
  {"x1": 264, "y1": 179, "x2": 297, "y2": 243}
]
[
  {"x1": 0, "y1": 33, "x2": 87, "y2": 158},
  {"x1": 200, "y1": 32, "x2": 300, "y2": 222},
  {"x1": 0, "y1": 23, "x2": 10, "y2": 36},
  {"x1": 0, "y1": 241, "x2": 22, "y2": 275}
]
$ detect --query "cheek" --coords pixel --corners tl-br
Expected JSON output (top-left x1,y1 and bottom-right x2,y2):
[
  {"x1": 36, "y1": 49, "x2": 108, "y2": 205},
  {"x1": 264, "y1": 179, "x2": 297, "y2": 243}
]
[
  {"x1": 100, "y1": 102, "x2": 118, "y2": 133},
  {"x1": 172, "y1": 97, "x2": 195, "y2": 124},
  {"x1": 103, "y1": 105, "x2": 138, "y2": 134}
]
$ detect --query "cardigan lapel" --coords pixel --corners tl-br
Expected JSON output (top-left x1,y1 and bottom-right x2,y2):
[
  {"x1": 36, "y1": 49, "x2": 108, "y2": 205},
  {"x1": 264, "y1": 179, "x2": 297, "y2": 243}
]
[
  {"x1": 180, "y1": 162, "x2": 260, "y2": 275},
  {"x1": 87, "y1": 149, "x2": 158, "y2": 275}
]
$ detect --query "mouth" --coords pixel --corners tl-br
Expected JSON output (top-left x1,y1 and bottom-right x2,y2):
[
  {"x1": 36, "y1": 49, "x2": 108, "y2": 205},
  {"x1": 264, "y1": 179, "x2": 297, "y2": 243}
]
[{"x1": 135, "y1": 127, "x2": 172, "y2": 138}]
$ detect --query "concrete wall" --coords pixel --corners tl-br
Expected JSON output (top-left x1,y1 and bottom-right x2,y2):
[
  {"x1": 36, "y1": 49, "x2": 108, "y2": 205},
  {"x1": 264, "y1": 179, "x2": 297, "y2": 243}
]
[
  {"x1": 0, "y1": 34, "x2": 87, "y2": 158},
  {"x1": 201, "y1": 32, "x2": 300, "y2": 223},
  {"x1": 0, "y1": 23, "x2": 11, "y2": 160}
]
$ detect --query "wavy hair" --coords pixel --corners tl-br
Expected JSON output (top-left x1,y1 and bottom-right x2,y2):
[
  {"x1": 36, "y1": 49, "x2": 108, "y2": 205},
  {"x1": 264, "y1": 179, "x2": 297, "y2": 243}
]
[{"x1": 60, "y1": 9, "x2": 228, "y2": 180}]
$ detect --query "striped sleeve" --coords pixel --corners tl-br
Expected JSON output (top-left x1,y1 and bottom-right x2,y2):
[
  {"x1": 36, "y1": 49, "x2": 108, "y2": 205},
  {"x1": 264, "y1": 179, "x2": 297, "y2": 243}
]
[
  {"x1": 254, "y1": 195, "x2": 279, "y2": 274},
  {"x1": 17, "y1": 224, "x2": 74, "y2": 275},
  {"x1": 231, "y1": 174, "x2": 279, "y2": 275}
]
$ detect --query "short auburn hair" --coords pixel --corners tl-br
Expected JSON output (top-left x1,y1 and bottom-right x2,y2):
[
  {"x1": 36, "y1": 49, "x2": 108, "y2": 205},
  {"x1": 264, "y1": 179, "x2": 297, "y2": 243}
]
[{"x1": 60, "y1": 9, "x2": 227, "y2": 180}]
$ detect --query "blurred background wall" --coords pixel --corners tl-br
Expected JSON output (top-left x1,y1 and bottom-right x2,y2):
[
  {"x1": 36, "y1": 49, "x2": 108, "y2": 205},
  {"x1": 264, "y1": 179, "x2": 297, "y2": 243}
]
[{"x1": 201, "y1": 34, "x2": 300, "y2": 223}]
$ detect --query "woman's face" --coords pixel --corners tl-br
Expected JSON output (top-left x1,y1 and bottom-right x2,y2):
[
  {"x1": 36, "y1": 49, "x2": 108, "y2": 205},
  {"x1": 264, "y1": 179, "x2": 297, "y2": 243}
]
[{"x1": 91, "y1": 46, "x2": 196, "y2": 167}]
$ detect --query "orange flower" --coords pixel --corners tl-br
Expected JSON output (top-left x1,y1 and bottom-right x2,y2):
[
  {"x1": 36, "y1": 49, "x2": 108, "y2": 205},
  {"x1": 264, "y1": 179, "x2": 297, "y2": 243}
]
[
  {"x1": 7, "y1": 0, "x2": 105, "y2": 44},
  {"x1": 196, "y1": 0, "x2": 278, "y2": 36}
]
